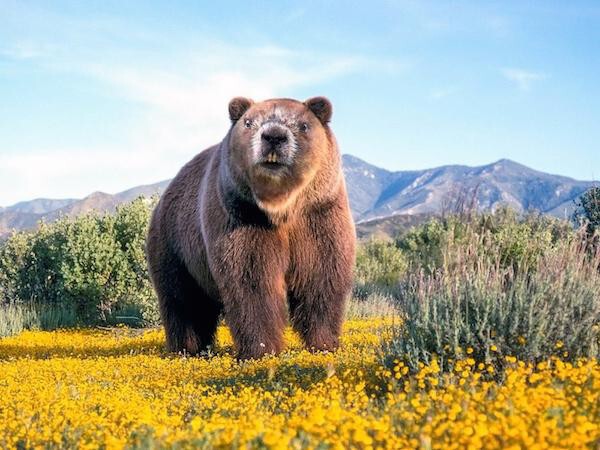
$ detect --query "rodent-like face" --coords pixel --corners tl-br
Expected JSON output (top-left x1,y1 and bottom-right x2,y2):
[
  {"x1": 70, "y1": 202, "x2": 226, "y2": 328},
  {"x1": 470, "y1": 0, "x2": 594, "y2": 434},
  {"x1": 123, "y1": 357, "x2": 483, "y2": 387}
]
[{"x1": 227, "y1": 97, "x2": 333, "y2": 213}]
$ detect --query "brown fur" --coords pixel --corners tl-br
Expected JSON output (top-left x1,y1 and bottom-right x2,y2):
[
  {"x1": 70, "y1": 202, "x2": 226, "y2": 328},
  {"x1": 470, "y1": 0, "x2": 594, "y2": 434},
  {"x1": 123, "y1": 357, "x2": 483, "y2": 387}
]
[{"x1": 146, "y1": 97, "x2": 355, "y2": 359}]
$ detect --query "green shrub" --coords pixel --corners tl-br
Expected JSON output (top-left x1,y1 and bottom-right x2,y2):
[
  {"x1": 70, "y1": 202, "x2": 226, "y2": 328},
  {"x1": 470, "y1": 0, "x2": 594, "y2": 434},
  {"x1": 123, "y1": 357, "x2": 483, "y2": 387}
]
[
  {"x1": 0, "y1": 303, "x2": 35, "y2": 338},
  {"x1": 0, "y1": 231, "x2": 31, "y2": 305},
  {"x1": 112, "y1": 199, "x2": 160, "y2": 324},
  {"x1": 354, "y1": 239, "x2": 408, "y2": 297},
  {"x1": 0, "y1": 197, "x2": 159, "y2": 333},
  {"x1": 0, "y1": 303, "x2": 78, "y2": 337},
  {"x1": 397, "y1": 208, "x2": 574, "y2": 273},
  {"x1": 346, "y1": 293, "x2": 398, "y2": 319},
  {"x1": 396, "y1": 218, "x2": 450, "y2": 272},
  {"x1": 573, "y1": 186, "x2": 600, "y2": 236},
  {"x1": 383, "y1": 231, "x2": 600, "y2": 373}
]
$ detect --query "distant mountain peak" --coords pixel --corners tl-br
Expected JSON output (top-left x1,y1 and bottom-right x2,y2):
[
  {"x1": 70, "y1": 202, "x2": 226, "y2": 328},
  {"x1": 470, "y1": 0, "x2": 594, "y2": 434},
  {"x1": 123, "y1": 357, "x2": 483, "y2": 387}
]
[
  {"x1": 342, "y1": 154, "x2": 388, "y2": 172},
  {"x1": 0, "y1": 154, "x2": 593, "y2": 238},
  {"x1": 487, "y1": 158, "x2": 532, "y2": 171},
  {"x1": 494, "y1": 158, "x2": 517, "y2": 164},
  {"x1": 342, "y1": 155, "x2": 592, "y2": 221},
  {"x1": 86, "y1": 191, "x2": 112, "y2": 199}
]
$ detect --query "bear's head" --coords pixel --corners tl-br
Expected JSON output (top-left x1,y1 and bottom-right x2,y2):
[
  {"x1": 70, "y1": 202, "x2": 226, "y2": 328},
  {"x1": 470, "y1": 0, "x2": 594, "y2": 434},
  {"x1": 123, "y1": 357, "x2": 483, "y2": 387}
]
[{"x1": 226, "y1": 97, "x2": 337, "y2": 214}]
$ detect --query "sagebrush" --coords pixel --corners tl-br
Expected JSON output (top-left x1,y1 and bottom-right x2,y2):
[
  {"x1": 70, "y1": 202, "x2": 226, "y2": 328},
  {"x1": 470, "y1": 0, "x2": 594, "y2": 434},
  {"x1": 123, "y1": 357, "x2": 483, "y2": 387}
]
[{"x1": 383, "y1": 215, "x2": 600, "y2": 373}]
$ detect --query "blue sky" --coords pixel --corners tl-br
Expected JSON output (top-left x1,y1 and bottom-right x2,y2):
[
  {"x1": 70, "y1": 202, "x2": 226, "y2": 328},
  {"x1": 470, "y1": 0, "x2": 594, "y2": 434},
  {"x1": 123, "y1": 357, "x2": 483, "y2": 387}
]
[{"x1": 1, "y1": 1, "x2": 599, "y2": 206}]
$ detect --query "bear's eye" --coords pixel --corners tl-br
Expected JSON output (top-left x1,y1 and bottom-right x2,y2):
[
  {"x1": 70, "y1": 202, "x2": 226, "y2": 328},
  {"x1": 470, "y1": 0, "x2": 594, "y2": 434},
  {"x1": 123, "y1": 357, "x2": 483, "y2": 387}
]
[
  {"x1": 299, "y1": 122, "x2": 309, "y2": 133},
  {"x1": 244, "y1": 119, "x2": 252, "y2": 129}
]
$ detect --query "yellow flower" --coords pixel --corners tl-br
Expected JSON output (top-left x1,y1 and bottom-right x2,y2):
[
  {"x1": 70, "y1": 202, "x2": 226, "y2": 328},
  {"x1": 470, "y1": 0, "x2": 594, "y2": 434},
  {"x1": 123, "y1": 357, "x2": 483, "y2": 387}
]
[{"x1": 0, "y1": 318, "x2": 598, "y2": 449}]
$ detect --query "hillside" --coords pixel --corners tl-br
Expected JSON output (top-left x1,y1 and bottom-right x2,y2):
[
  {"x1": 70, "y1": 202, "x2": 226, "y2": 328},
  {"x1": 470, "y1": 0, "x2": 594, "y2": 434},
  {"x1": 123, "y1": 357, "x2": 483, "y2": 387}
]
[
  {"x1": 354, "y1": 213, "x2": 430, "y2": 240},
  {"x1": 0, "y1": 155, "x2": 594, "y2": 237},
  {"x1": 344, "y1": 156, "x2": 593, "y2": 222},
  {"x1": 0, "y1": 181, "x2": 169, "y2": 237}
]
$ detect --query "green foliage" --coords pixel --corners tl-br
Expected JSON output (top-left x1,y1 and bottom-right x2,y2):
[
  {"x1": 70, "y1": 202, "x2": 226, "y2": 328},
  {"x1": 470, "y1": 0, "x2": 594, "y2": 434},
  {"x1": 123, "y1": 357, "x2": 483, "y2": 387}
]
[
  {"x1": 397, "y1": 207, "x2": 574, "y2": 273},
  {"x1": 0, "y1": 303, "x2": 78, "y2": 338},
  {"x1": 354, "y1": 239, "x2": 407, "y2": 296},
  {"x1": 0, "y1": 231, "x2": 30, "y2": 305},
  {"x1": 111, "y1": 199, "x2": 160, "y2": 323},
  {"x1": 0, "y1": 197, "x2": 159, "y2": 333},
  {"x1": 351, "y1": 209, "x2": 593, "y2": 371},
  {"x1": 573, "y1": 186, "x2": 600, "y2": 236},
  {"x1": 395, "y1": 218, "x2": 449, "y2": 272},
  {"x1": 346, "y1": 293, "x2": 398, "y2": 319},
  {"x1": 383, "y1": 222, "x2": 600, "y2": 373},
  {"x1": 0, "y1": 303, "x2": 36, "y2": 338}
]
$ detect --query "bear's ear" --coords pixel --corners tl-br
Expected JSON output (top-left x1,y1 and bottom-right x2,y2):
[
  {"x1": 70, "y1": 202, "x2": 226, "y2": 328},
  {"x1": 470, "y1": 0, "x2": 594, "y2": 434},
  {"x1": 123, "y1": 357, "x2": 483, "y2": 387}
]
[
  {"x1": 304, "y1": 96, "x2": 332, "y2": 124},
  {"x1": 228, "y1": 97, "x2": 254, "y2": 123}
]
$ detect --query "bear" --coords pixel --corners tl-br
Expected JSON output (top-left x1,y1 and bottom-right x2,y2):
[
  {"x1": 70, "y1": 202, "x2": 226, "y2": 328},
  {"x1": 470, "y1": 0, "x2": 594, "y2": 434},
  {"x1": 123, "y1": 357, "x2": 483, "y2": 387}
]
[{"x1": 146, "y1": 96, "x2": 356, "y2": 359}]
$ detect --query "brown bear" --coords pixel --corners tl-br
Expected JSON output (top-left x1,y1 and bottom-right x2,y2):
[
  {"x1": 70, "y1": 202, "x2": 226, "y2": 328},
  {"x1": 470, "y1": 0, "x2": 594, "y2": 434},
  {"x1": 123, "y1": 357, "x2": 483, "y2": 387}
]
[{"x1": 146, "y1": 96, "x2": 355, "y2": 359}]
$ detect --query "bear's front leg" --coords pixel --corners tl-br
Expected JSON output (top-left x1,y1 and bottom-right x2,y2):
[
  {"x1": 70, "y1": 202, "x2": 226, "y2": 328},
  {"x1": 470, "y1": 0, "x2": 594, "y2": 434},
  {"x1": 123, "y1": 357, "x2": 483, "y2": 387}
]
[
  {"x1": 288, "y1": 267, "x2": 352, "y2": 352},
  {"x1": 210, "y1": 228, "x2": 289, "y2": 360},
  {"x1": 288, "y1": 205, "x2": 356, "y2": 353}
]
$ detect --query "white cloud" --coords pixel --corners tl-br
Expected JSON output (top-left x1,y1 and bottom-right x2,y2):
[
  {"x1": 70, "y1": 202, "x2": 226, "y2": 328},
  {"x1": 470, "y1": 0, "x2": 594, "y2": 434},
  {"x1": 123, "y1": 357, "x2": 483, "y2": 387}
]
[
  {"x1": 0, "y1": 24, "x2": 392, "y2": 205},
  {"x1": 0, "y1": 148, "x2": 159, "y2": 203},
  {"x1": 502, "y1": 67, "x2": 546, "y2": 91}
]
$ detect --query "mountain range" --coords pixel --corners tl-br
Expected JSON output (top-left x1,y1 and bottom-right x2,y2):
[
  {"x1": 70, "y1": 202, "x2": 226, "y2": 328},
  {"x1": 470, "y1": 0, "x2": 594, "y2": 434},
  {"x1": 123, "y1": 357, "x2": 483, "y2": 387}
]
[
  {"x1": 0, "y1": 155, "x2": 595, "y2": 238},
  {"x1": 343, "y1": 155, "x2": 593, "y2": 221}
]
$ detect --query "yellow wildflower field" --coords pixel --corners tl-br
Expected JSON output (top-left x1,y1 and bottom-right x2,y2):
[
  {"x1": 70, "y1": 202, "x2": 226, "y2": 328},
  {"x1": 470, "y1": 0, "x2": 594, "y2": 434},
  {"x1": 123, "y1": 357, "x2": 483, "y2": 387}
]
[{"x1": 0, "y1": 318, "x2": 598, "y2": 449}]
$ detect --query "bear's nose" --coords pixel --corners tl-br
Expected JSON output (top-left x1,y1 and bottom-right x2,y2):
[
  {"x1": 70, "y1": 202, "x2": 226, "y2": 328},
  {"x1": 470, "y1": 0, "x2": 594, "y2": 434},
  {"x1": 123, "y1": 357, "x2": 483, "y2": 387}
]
[{"x1": 261, "y1": 128, "x2": 288, "y2": 147}]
